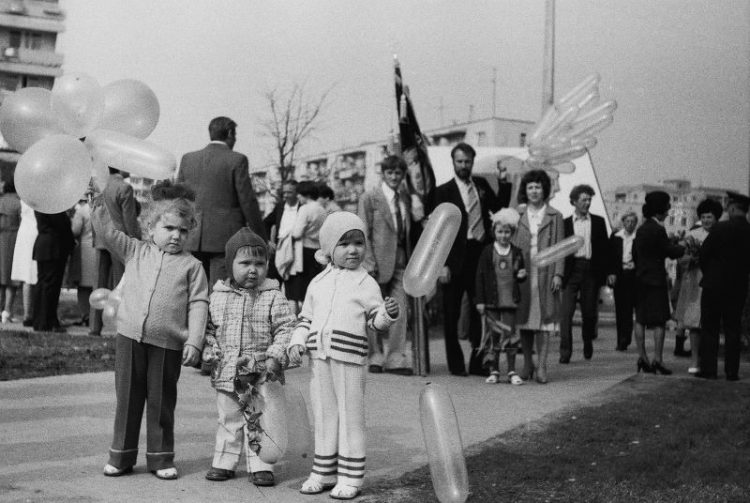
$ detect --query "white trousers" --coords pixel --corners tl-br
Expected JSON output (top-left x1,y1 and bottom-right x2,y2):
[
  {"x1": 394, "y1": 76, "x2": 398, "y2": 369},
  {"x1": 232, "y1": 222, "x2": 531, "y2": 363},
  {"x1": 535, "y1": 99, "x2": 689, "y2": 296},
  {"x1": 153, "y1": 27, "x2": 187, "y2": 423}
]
[
  {"x1": 212, "y1": 389, "x2": 274, "y2": 473},
  {"x1": 308, "y1": 358, "x2": 366, "y2": 488}
]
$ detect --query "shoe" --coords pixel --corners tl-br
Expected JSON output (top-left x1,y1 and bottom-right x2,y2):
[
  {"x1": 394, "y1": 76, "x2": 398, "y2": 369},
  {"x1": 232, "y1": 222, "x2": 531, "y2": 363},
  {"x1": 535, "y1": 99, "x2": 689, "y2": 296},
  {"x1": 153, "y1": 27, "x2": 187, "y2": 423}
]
[
  {"x1": 88, "y1": 330, "x2": 101, "y2": 336},
  {"x1": 251, "y1": 470, "x2": 275, "y2": 486},
  {"x1": 694, "y1": 371, "x2": 717, "y2": 380},
  {"x1": 300, "y1": 477, "x2": 336, "y2": 495},
  {"x1": 615, "y1": 345, "x2": 628, "y2": 352},
  {"x1": 583, "y1": 341, "x2": 593, "y2": 360},
  {"x1": 330, "y1": 484, "x2": 361, "y2": 500},
  {"x1": 22, "y1": 319, "x2": 33, "y2": 327},
  {"x1": 485, "y1": 371, "x2": 501, "y2": 384},
  {"x1": 385, "y1": 368, "x2": 414, "y2": 376},
  {"x1": 1, "y1": 310, "x2": 11, "y2": 324},
  {"x1": 559, "y1": 356, "x2": 570, "y2": 364},
  {"x1": 450, "y1": 370, "x2": 468, "y2": 377},
  {"x1": 152, "y1": 467, "x2": 178, "y2": 480},
  {"x1": 205, "y1": 467, "x2": 235, "y2": 481},
  {"x1": 508, "y1": 371, "x2": 524, "y2": 386},
  {"x1": 534, "y1": 366, "x2": 548, "y2": 384},
  {"x1": 368, "y1": 364, "x2": 383, "y2": 374},
  {"x1": 519, "y1": 367, "x2": 534, "y2": 381},
  {"x1": 636, "y1": 357, "x2": 654, "y2": 373},
  {"x1": 726, "y1": 374, "x2": 740, "y2": 382},
  {"x1": 651, "y1": 360, "x2": 672, "y2": 375},
  {"x1": 103, "y1": 464, "x2": 133, "y2": 477},
  {"x1": 687, "y1": 366, "x2": 700, "y2": 375}
]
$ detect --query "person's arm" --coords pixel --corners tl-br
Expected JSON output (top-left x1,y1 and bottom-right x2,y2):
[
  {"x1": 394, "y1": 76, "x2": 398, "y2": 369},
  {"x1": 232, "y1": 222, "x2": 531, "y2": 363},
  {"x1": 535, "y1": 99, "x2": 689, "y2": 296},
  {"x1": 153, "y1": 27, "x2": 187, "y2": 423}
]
[
  {"x1": 357, "y1": 193, "x2": 378, "y2": 277},
  {"x1": 183, "y1": 262, "x2": 209, "y2": 365},
  {"x1": 474, "y1": 248, "x2": 488, "y2": 307},
  {"x1": 90, "y1": 200, "x2": 139, "y2": 264},
  {"x1": 119, "y1": 184, "x2": 141, "y2": 238},
  {"x1": 266, "y1": 291, "x2": 297, "y2": 368},
  {"x1": 234, "y1": 156, "x2": 267, "y2": 239}
]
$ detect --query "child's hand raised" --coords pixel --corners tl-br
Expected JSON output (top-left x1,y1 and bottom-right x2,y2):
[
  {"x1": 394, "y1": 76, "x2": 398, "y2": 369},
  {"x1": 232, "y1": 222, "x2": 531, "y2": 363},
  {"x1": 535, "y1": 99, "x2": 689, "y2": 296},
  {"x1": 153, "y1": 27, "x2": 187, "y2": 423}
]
[
  {"x1": 384, "y1": 297, "x2": 399, "y2": 318},
  {"x1": 288, "y1": 345, "x2": 305, "y2": 366},
  {"x1": 182, "y1": 345, "x2": 200, "y2": 367}
]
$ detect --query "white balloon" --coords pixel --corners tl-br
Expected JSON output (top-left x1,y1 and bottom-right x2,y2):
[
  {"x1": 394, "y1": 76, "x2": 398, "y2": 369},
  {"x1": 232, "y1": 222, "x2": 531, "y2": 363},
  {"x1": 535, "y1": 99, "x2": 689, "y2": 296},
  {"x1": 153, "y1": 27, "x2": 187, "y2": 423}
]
[
  {"x1": 0, "y1": 87, "x2": 63, "y2": 152},
  {"x1": 98, "y1": 79, "x2": 160, "y2": 139},
  {"x1": 51, "y1": 73, "x2": 104, "y2": 138},
  {"x1": 85, "y1": 129, "x2": 176, "y2": 179}
]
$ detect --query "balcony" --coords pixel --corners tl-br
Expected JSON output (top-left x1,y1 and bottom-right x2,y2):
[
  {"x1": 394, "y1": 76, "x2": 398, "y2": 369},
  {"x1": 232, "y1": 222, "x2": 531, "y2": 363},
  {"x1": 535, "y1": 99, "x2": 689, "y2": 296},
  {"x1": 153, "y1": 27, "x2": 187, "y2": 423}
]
[
  {"x1": 0, "y1": 45, "x2": 62, "y2": 76},
  {"x1": 0, "y1": 10, "x2": 65, "y2": 32}
]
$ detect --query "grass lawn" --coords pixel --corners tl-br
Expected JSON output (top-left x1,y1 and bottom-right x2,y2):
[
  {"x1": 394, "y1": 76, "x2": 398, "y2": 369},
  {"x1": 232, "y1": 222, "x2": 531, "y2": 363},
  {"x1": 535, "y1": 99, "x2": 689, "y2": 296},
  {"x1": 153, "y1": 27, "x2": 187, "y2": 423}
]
[
  {"x1": 0, "y1": 329, "x2": 115, "y2": 380},
  {"x1": 362, "y1": 377, "x2": 750, "y2": 503}
]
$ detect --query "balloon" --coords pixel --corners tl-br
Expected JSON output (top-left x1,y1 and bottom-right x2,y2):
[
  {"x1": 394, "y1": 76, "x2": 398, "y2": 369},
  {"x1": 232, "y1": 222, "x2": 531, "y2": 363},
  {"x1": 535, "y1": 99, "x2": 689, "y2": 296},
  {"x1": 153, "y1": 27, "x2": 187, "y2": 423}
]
[
  {"x1": 98, "y1": 79, "x2": 160, "y2": 139},
  {"x1": 85, "y1": 129, "x2": 176, "y2": 179},
  {"x1": 89, "y1": 288, "x2": 112, "y2": 310},
  {"x1": 572, "y1": 99, "x2": 617, "y2": 126},
  {"x1": 258, "y1": 380, "x2": 288, "y2": 464},
  {"x1": 543, "y1": 145, "x2": 588, "y2": 166},
  {"x1": 538, "y1": 104, "x2": 580, "y2": 143},
  {"x1": 560, "y1": 114, "x2": 614, "y2": 143},
  {"x1": 15, "y1": 135, "x2": 92, "y2": 214},
  {"x1": 404, "y1": 203, "x2": 462, "y2": 297},
  {"x1": 0, "y1": 87, "x2": 63, "y2": 153},
  {"x1": 600, "y1": 286, "x2": 615, "y2": 307},
  {"x1": 102, "y1": 301, "x2": 118, "y2": 326},
  {"x1": 51, "y1": 73, "x2": 104, "y2": 137},
  {"x1": 284, "y1": 388, "x2": 313, "y2": 461},
  {"x1": 90, "y1": 152, "x2": 109, "y2": 191},
  {"x1": 419, "y1": 385, "x2": 469, "y2": 503},
  {"x1": 532, "y1": 235, "x2": 584, "y2": 268},
  {"x1": 527, "y1": 106, "x2": 558, "y2": 146},
  {"x1": 556, "y1": 73, "x2": 600, "y2": 109}
]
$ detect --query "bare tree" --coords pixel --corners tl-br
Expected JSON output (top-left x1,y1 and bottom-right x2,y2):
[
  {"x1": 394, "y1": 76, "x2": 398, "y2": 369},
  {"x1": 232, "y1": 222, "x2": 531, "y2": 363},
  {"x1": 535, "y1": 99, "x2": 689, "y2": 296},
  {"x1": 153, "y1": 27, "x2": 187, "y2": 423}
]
[{"x1": 260, "y1": 81, "x2": 332, "y2": 183}]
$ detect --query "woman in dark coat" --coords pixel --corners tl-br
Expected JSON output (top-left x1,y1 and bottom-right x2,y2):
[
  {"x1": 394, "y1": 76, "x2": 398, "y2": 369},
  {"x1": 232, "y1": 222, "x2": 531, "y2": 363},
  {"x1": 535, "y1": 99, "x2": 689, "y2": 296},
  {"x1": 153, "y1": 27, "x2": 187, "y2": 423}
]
[{"x1": 632, "y1": 191, "x2": 684, "y2": 374}]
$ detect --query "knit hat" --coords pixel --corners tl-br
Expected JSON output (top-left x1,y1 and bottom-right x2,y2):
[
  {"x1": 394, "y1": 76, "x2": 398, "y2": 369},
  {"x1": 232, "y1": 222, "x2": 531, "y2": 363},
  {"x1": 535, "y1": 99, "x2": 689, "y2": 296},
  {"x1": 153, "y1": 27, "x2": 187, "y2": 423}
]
[
  {"x1": 491, "y1": 207, "x2": 521, "y2": 229},
  {"x1": 224, "y1": 227, "x2": 268, "y2": 276},
  {"x1": 315, "y1": 211, "x2": 367, "y2": 265}
]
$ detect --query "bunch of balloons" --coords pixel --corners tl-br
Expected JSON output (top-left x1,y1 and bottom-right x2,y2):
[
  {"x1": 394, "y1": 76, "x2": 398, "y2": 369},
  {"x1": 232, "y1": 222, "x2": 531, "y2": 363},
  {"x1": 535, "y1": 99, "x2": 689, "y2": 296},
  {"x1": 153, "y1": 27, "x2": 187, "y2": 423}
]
[
  {"x1": 0, "y1": 73, "x2": 174, "y2": 214},
  {"x1": 89, "y1": 285, "x2": 122, "y2": 325},
  {"x1": 526, "y1": 73, "x2": 617, "y2": 168}
]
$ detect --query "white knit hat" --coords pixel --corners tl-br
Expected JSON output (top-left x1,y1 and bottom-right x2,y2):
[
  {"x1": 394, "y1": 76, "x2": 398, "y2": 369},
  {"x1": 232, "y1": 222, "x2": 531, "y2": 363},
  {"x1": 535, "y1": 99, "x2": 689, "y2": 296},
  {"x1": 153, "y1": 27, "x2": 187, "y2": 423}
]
[
  {"x1": 491, "y1": 207, "x2": 521, "y2": 229},
  {"x1": 314, "y1": 211, "x2": 367, "y2": 265}
]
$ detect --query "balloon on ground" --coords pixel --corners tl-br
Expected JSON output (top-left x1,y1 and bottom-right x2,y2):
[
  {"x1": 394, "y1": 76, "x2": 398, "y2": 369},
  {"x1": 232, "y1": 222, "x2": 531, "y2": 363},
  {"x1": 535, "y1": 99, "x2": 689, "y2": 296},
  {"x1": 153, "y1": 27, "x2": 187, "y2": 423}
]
[
  {"x1": 403, "y1": 203, "x2": 462, "y2": 297},
  {"x1": 0, "y1": 87, "x2": 63, "y2": 153},
  {"x1": 15, "y1": 134, "x2": 92, "y2": 214},
  {"x1": 51, "y1": 73, "x2": 105, "y2": 138},
  {"x1": 532, "y1": 235, "x2": 585, "y2": 268},
  {"x1": 419, "y1": 385, "x2": 469, "y2": 503},
  {"x1": 98, "y1": 79, "x2": 160, "y2": 139},
  {"x1": 85, "y1": 129, "x2": 176, "y2": 179},
  {"x1": 258, "y1": 380, "x2": 289, "y2": 464},
  {"x1": 283, "y1": 387, "x2": 313, "y2": 461}
]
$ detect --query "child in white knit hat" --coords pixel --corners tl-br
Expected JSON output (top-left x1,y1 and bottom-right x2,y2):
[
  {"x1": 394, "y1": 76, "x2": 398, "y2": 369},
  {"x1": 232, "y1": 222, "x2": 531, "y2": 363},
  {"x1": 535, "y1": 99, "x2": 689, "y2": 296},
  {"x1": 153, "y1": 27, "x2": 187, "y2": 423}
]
[
  {"x1": 475, "y1": 207, "x2": 527, "y2": 384},
  {"x1": 288, "y1": 211, "x2": 398, "y2": 500}
]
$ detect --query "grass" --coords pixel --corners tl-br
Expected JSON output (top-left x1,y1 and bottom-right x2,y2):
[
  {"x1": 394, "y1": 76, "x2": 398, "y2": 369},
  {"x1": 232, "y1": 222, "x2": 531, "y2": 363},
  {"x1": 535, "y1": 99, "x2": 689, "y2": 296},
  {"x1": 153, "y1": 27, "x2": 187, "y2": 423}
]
[
  {"x1": 361, "y1": 377, "x2": 750, "y2": 503},
  {"x1": 0, "y1": 329, "x2": 115, "y2": 380}
]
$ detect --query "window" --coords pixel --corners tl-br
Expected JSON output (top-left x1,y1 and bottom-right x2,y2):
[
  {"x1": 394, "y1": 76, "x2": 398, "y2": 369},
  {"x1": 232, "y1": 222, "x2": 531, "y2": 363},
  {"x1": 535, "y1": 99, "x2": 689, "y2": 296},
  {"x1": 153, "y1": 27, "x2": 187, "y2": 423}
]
[
  {"x1": 24, "y1": 32, "x2": 43, "y2": 50},
  {"x1": 0, "y1": 73, "x2": 19, "y2": 92},
  {"x1": 475, "y1": 131, "x2": 486, "y2": 146},
  {"x1": 9, "y1": 31, "x2": 21, "y2": 48}
]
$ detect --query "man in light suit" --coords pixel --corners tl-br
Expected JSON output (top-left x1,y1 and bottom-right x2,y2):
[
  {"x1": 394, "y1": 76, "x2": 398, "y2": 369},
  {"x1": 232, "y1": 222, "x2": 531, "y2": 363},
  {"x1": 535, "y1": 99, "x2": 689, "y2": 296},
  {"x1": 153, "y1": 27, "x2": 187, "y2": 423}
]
[
  {"x1": 90, "y1": 167, "x2": 140, "y2": 336},
  {"x1": 359, "y1": 155, "x2": 414, "y2": 375},
  {"x1": 560, "y1": 184, "x2": 610, "y2": 362},
  {"x1": 177, "y1": 117, "x2": 265, "y2": 288},
  {"x1": 434, "y1": 143, "x2": 512, "y2": 376}
]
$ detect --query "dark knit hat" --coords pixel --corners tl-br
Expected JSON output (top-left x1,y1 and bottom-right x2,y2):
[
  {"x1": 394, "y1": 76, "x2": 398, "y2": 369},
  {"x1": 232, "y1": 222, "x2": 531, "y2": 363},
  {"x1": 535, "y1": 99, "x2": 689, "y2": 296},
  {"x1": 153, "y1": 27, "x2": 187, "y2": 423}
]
[
  {"x1": 643, "y1": 191, "x2": 671, "y2": 218},
  {"x1": 224, "y1": 227, "x2": 268, "y2": 277}
]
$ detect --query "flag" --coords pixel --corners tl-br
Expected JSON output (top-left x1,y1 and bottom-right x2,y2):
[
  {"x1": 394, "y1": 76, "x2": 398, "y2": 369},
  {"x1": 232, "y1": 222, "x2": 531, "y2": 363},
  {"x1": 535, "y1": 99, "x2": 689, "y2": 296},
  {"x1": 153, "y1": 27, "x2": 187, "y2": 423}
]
[{"x1": 394, "y1": 56, "x2": 436, "y2": 212}]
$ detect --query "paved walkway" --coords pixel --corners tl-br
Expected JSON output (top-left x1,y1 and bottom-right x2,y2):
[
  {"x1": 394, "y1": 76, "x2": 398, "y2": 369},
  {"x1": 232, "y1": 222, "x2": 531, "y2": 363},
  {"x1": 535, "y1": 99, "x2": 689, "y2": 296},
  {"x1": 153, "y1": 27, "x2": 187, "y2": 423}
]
[{"x1": 0, "y1": 324, "x2": 730, "y2": 502}]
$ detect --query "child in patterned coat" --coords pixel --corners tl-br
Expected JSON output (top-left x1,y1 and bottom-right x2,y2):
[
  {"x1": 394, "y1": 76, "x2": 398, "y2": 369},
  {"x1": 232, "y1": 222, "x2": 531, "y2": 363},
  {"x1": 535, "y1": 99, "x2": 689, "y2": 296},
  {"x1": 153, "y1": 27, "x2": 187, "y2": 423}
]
[{"x1": 202, "y1": 228, "x2": 296, "y2": 487}]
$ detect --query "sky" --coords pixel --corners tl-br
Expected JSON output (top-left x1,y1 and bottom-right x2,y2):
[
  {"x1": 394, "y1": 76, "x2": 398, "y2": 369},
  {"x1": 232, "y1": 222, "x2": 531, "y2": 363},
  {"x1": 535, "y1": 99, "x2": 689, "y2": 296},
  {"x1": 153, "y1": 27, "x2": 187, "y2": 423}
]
[{"x1": 57, "y1": 0, "x2": 749, "y2": 193}]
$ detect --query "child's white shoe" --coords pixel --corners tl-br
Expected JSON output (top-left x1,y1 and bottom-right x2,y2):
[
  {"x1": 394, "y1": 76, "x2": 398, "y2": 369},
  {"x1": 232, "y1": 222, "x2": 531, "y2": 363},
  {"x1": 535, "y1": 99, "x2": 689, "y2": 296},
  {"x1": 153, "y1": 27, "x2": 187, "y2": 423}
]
[
  {"x1": 329, "y1": 483, "x2": 361, "y2": 500},
  {"x1": 152, "y1": 467, "x2": 178, "y2": 480},
  {"x1": 485, "y1": 371, "x2": 501, "y2": 384},
  {"x1": 1, "y1": 310, "x2": 11, "y2": 324},
  {"x1": 102, "y1": 464, "x2": 133, "y2": 477},
  {"x1": 508, "y1": 371, "x2": 524, "y2": 385}
]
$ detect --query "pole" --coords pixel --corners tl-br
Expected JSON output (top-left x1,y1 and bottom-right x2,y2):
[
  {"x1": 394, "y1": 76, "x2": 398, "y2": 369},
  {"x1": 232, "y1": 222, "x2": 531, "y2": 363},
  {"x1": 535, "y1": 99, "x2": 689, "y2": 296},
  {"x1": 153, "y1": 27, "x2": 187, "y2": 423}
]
[
  {"x1": 542, "y1": 0, "x2": 556, "y2": 112},
  {"x1": 492, "y1": 66, "x2": 497, "y2": 117}
]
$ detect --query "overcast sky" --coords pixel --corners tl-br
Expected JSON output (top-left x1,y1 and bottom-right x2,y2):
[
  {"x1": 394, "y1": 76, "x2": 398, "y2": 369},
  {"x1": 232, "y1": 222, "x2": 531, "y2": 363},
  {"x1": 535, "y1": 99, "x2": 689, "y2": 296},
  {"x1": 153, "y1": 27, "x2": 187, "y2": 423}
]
[{"x1": 57, "y1": 0, "x2": 749, "y2": 193}]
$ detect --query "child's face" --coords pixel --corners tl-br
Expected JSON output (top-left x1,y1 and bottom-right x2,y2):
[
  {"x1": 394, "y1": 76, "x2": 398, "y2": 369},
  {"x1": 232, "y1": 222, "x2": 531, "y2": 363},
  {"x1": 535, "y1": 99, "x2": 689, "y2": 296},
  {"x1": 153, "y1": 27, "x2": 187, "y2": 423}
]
[
  {"x1": 149, "y1": 212, "x2": 190, "y2": 254},
  {"x1": 232, "y1": 249, "x2": 268, "y2": 289},
  {"x1": 332, "y1": 230, "x2": 365, "y2": 270},
  {"x1": 493, "y1": 224, "x2": 513, "y2": 246}
]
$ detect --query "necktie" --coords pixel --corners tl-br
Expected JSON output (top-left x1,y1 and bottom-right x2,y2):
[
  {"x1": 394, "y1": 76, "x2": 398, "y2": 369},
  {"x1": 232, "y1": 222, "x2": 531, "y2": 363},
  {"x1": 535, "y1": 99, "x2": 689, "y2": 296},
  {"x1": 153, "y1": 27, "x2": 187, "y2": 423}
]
[
  {"x1": 467, "y1": 184, "x2": 484, "y2": 241},
  {"x1": 393, "y1": 193, "x2": 405, "y2": 244}
]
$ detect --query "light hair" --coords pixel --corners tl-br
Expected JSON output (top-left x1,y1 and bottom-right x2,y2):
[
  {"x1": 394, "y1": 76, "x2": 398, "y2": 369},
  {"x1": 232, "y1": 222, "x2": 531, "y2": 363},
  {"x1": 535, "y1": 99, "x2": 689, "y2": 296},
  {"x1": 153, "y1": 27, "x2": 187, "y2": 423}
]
[
  {"x1": 141, "y1": 198, "x2": 197, "y2": 232},
  {"x1": 235, "y1": 244, "x2": 268, "y2": 261}
]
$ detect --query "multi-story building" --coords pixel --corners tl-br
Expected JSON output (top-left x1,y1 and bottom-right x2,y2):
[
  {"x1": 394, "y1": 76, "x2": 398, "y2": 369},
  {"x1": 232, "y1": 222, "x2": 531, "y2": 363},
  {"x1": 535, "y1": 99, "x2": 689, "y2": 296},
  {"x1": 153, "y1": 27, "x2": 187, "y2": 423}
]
[
  {"x1": 604, "y1": 179, "x2": 731, "y2": 236},
  {"x1": 0, "y1": 0, "x2": 65, "y2": 164}
]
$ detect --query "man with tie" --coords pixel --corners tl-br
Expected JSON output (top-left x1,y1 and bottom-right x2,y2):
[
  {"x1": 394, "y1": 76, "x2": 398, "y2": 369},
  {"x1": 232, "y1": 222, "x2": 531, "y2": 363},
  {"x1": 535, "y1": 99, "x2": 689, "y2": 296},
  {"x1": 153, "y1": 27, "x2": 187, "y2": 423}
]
[
  {"x1": 559, "y1": 184, "x2": 609, "y2": 362},
  {"x1": 434, "y1": 143, "x2": 512, "y2": 376},
  {"x1": 359, "y1": 155, "x2": 414, "y2": 375}
]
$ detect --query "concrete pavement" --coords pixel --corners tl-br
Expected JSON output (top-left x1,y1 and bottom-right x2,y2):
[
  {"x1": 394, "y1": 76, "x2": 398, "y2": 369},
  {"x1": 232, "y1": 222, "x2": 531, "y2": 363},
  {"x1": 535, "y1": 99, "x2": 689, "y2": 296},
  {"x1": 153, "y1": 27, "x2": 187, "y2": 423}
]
[{"x1": 0, "y1": 324, "x2": 731, "y2": 502}]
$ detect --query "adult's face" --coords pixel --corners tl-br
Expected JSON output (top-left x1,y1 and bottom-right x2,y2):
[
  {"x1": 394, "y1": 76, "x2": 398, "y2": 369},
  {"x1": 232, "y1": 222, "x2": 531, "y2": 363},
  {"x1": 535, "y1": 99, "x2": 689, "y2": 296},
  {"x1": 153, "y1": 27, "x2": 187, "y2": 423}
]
[
  {"x1": 700, "y1": 212, "x2": 717, "y2": 231},
  {"x1": 622, "y1": 215, "x2": 637, "y2": 233},
  {"x1": 382, "y1": 168, "x2": 405, "y2": 191},
  {"x1": 452, "y1": 150, "x2": 474, "y2": 181},
  {"x1": 572, "y1": 192, "x2": 592, "y2": 217},
  {"x1": 282, "y1": 184, "x2": 298, "y2": 206},
  {"x1": 526, "y1": 181, "x2": 545, "y2": 206}
]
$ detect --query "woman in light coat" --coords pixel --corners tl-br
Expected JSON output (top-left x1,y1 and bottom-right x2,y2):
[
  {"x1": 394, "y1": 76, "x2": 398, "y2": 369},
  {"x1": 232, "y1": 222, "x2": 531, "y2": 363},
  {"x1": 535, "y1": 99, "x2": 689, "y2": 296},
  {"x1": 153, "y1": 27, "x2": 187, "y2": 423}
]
[{"x1": 512, "y1": 169, "x2": 565, "y2": 383}]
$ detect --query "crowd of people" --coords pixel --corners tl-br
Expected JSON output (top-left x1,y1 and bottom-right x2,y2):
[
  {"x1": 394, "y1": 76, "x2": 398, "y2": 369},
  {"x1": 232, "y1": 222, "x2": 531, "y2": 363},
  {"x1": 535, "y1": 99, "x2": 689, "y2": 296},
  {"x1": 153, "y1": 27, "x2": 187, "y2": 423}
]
[{"x1": 2, "y1": 115, "x2": 748, "y2": 498}]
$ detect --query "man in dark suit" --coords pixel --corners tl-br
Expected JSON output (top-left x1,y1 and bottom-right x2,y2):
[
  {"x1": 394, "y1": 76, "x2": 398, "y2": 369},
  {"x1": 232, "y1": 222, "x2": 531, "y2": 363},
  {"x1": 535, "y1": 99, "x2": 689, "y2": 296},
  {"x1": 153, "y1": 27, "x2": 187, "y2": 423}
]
[
  {"x1": 606, "y1": 211, "x2": 639, "y2": 351},
  {"x1": 697, "y1": 191, "x2": 750, "y2": 381},
  {"x1": 177, "y1": 116, "x2": 265, "y2": 287},
  {"x1": 32, "y1": 211, "x2": 74, "y2": 332},
  {"x1": 559, "y1": 184, "x2": 609, "y2": 362},
  {"x1": 434, "y1": 142, "x2": 511, "y2": 376},
  {"x1": 90, "y1": 167, "x2": 140, "y2": 336}
]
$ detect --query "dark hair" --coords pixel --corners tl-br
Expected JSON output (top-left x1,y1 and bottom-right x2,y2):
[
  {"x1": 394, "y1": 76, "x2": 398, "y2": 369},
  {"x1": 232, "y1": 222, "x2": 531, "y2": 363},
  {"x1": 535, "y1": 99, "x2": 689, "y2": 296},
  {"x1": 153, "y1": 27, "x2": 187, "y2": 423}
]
[
  {"x1": 151, "y1": 180, "x2": 196, "y2": 201},
  {"x1": 208, "y1": 116, "x2": 237, "y2": 141},
  {"x1": 297, "y1": 180, "x2": 319, "y2": 199},
  {"x1": 696, "y1": 198, "x2": 723, "y2": 220},
  {"x1": 318, "y1": 184, "x2": 335, "y2": 200},
  {"x1": 142, "y1": 180, "x2": 197, "y2": 231},
  {"x1": 380, "y1": 155, "x2": 407, "y2": 173},
  {"x1": 450, "y1": 142, "x2": 476, "y2": 160},
  {"x1": 282, "y1": 179, "x2": 298, "y2": 188},
  {"x1": 569, "y1": 184, "x2": 595, "y2": 204},
  {"x1": 517, "y1": 169, "x2": 552, "y2": 204}
]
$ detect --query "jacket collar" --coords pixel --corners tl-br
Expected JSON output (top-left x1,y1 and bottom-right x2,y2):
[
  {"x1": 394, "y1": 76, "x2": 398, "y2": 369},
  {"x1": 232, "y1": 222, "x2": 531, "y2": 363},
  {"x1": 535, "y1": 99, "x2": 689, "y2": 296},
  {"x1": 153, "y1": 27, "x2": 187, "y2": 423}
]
[
  {"x1": 313, "y1": 264, "x2": 370, "y2": 285},
  {"x1": 213, "y1": 277, "x2": 280, "y2": 294}
]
